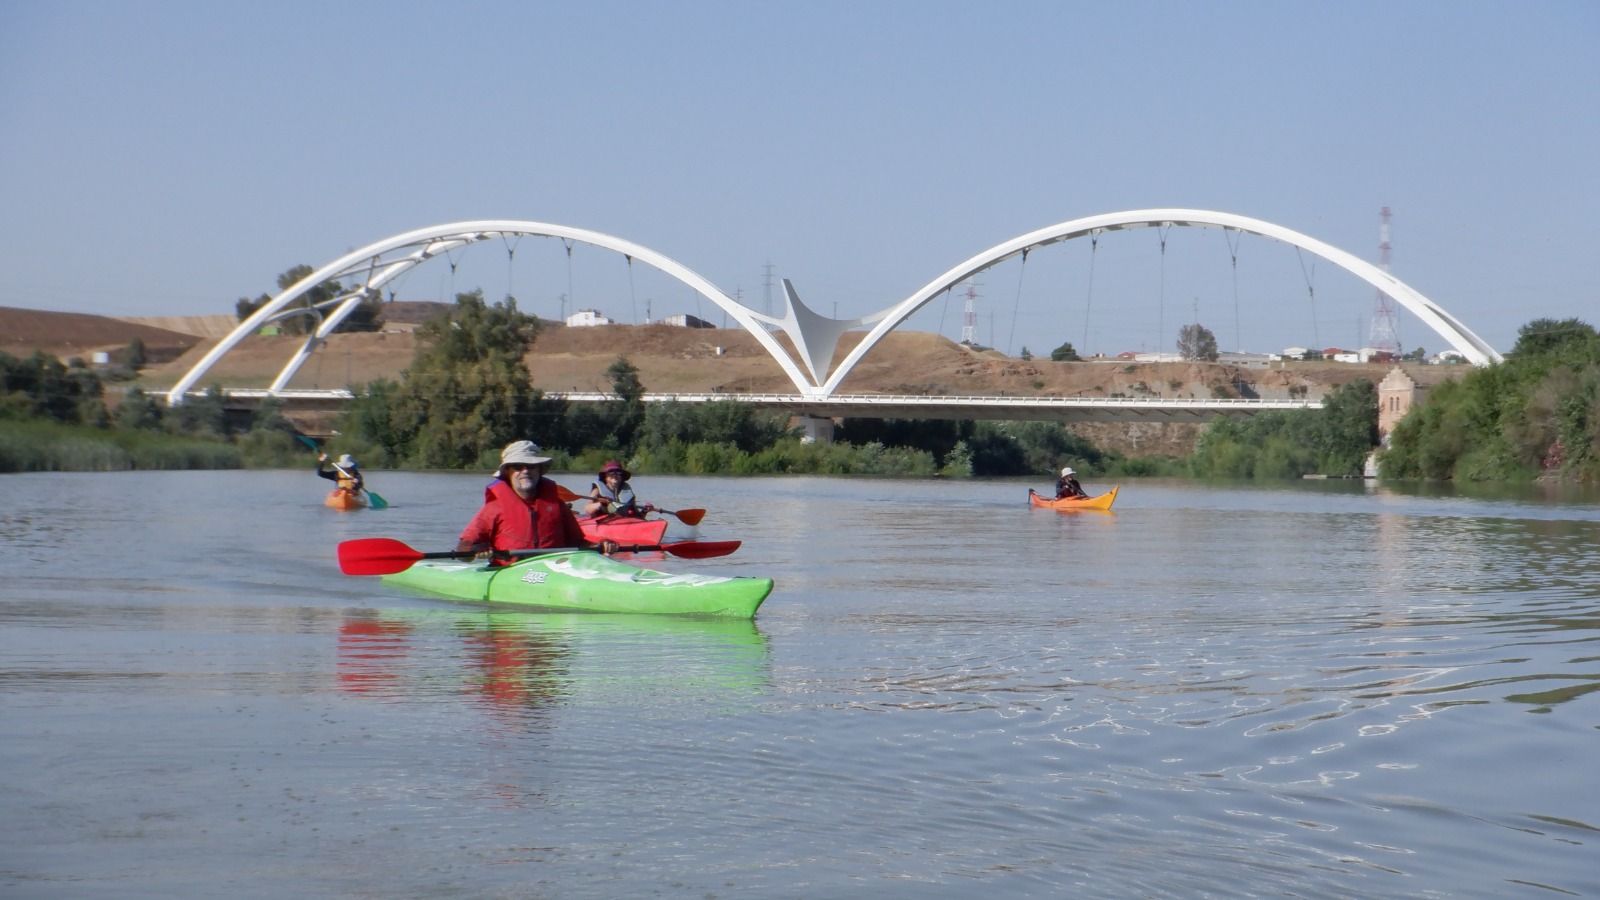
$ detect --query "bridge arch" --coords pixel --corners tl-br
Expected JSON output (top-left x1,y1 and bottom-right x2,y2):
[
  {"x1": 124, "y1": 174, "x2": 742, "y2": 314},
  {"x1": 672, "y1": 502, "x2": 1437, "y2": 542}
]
[
  {"x1": 170, "y1": 210, "x2": 1501, "y2": 405},
  {"x1": 166, "y1": 220, "x2": 818, "y2": 404},
  {"x1": 815, "y1": 208, "x2": 1502, "y2": 395}
]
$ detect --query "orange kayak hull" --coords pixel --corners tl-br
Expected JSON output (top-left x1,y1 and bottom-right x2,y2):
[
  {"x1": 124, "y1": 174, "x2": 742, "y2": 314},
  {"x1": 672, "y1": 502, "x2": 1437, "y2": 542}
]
[
  {"x1": 325, "y1": 489, "x2": 367, "y2": 511},
  {"x1": 1028, "y1": 485, "x2": 1118, "y2": 511}
]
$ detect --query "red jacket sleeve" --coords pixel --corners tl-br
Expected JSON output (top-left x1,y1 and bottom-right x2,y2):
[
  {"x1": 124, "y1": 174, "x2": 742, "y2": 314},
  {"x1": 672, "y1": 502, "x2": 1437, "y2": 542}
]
[
  {"x1": 557, "y1": 502, "x2": 587, "y2": 546},
  {"x1": 458, "y1": 502, "x2": 500, "y2": 548}
]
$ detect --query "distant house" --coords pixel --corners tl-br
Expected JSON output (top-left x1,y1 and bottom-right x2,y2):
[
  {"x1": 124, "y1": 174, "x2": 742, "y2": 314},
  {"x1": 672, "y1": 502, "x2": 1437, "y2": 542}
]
[
  {"x1": 566, "y1": 309, "x2": 614, "y2": 327},
  {"x1": 1433, "y1": 349, "x2": 1467, "y2": 364},
  {"x1": 1378, "y1": 366, "x2": 1429, "y2": 438},
  {"x1": 659, "y1": 314, "x2": 715, "y2": 329},
  {"x1": 1282, "y1": 346, "x2": 1310, "y2": 359},
  {"x1": 1217, "y1": 351, "x2": 1277, "y2": 368}
]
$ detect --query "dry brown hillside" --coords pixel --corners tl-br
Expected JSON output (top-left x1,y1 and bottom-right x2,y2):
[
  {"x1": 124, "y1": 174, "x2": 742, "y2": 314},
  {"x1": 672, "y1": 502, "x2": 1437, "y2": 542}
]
[
  {"x1": 1, "y1": 306, "x2": 202, "y2": 365},
  {"x1": 137, "y1": 320, "x2": 1423, "y2": 401}
]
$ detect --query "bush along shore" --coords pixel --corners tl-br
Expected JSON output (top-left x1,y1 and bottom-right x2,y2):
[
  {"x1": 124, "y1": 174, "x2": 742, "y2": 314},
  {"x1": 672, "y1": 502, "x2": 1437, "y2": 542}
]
[{"x1": 10, "y1": 299, "x2": 1590, "y2": 483}]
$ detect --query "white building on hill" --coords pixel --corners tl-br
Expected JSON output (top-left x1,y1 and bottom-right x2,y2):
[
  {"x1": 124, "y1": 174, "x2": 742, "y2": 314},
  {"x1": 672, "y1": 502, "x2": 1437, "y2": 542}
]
[
  {"x1": 566, "y1": 309, "x2": 614, "y2": 327},
  {"x1": 658, "y1": 313, "x2": 715, "y2": 328}
]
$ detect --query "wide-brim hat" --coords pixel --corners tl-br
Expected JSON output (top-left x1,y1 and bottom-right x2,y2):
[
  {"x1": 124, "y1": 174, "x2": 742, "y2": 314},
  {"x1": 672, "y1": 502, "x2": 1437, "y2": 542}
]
[
  {"x1": 597, "y1": 459, "x2": 631, "y2": 481},
  {"x1": 337, "y1": 454, "x2": 357, "y2": 469},
  {"x1": 495, "y1": 440, "x2": 553, "y2": 475},
  {"x1": 1061, "y1": 467, "x2": 1075, "y2": 477}
]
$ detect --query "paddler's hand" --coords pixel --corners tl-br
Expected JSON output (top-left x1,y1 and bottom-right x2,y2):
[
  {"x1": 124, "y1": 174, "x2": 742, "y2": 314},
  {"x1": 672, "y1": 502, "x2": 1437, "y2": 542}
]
[
  {"x1": 598, "y1": 540, "x2": 619, "y2": 556},
  {"x1": 318, "y1": 453, "x2": 328, "y2": 462}
]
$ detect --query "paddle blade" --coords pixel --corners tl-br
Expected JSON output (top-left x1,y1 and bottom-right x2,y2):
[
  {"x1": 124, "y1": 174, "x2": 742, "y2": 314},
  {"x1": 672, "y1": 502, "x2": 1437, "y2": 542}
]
[
  {"x1": 338, "y1": 537, "x2": 424, "y2": 576},
  {"x1": 554, "y1": 484, "x2": 584, "y2": 503},
  {"x1": 365, "y1": 490, "x2": 389, "y2": 510},
  {"x1": 657, "y1": 539, "x2": 740, "y2": 559},
  {"x1": 295, "y1": 433, "x2": 320, "y2": 452},
  {"x1": 668, "y1": 508, "x2": 706, "y2": 526}
]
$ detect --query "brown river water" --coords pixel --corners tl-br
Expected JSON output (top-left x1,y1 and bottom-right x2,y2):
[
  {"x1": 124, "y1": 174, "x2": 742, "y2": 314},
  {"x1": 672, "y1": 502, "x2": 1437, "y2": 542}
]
[{"x1": 2, "y1": 470, "x2": 1597, "y2": 897}]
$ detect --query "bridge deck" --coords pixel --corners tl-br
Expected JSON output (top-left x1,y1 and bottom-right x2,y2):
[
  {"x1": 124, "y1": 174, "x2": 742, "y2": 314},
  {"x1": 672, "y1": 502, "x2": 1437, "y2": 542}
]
[{"x1": 200, "y1": 388, "x2": 1319, "y2": 424}]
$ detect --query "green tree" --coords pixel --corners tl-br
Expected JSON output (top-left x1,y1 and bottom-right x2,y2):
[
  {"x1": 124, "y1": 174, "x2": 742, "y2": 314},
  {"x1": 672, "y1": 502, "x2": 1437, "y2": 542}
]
[
  {"x1": 606, "y1": 355, "x2": 646, "y2": 451},
  {"x1": 166, "y1": 385, "x2": 228, "y2": 438},
  {"x1": 1190, "y1": 380, "x2": 1377, "y2": 478},
  {"x1": 373, "y1": 289, "x2": 544, "y2": 467},
  {"x1": 1178, "y1": 323, "x2": 1219, "y2": 361},
  {"x1": 1511, "y1": 318, "x2": 1598, "y2": 359},
  {"x1": 233, "y1": 265, "x2": 381, "y2": 335},
  {"x1": 637, "y1": 399, "x2": 789, "y2": 454},
  {"x1": 1384, "y1": 318, "x2": 1600, "y2": 482},
  {"x1": 1050, "y1": 341, "x2": 1081, "y2": 362},
  {"x1": 115, "y1": 386, "x2": 164, "y2": 430},
  {"x1": 0, "y1": 351, "x2": 106, "y2": 425}
]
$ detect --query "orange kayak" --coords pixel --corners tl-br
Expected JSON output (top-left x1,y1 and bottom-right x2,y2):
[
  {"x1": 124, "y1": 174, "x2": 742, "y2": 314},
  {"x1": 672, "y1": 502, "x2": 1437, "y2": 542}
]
[
  {"x1": 1028, "y1": 485, "x2": 1119, "y2": 511},
  {"x1": 325, "y1": 488, "x2": 367, "y2": 511}
]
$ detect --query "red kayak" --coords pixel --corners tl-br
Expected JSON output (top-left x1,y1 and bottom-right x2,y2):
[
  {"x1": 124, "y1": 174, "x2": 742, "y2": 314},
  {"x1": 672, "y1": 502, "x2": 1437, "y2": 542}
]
[{"x1": 577, "y1": 515, "x2": 669, "y2": 545}]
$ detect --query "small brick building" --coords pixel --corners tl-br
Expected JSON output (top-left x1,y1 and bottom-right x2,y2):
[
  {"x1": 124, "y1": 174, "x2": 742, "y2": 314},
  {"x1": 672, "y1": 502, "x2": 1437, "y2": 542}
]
[{"x1": 1377, "y1": 366, "x2": 1428, "y2": 439}]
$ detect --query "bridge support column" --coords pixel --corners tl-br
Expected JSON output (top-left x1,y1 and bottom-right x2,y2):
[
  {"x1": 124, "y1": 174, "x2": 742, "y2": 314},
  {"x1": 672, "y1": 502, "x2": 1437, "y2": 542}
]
[{"x1": 797, "y1": 415, "x2": 835, "y2": 445}]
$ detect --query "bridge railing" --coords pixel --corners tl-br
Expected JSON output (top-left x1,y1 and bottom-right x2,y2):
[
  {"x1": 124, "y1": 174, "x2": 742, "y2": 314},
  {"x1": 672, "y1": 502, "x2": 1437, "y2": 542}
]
[{"x1": 180, "y1": 388, "x2": 1320, "y2": 410}]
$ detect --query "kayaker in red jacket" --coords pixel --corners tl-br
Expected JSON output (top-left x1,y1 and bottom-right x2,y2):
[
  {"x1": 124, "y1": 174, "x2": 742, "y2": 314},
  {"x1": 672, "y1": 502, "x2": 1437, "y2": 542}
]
[{"x1": 456, "y1": 440, "x2": 616, "y2": 563}]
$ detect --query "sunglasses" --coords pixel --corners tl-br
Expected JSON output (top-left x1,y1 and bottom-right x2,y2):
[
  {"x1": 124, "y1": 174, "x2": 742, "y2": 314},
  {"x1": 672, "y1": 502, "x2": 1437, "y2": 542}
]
[{"x1": 504, "y1": 463, "x2": 543, "y2": 473}]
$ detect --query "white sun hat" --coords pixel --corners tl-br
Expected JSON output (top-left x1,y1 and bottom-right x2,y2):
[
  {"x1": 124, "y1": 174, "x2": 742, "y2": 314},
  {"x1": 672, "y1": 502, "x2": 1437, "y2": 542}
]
[
  {"x1": 495, "y1": 440, "x2": 553, "y2": 475},
  {"x1": 1061, "y1": 467, "x2": 1075, "y2": 477}
]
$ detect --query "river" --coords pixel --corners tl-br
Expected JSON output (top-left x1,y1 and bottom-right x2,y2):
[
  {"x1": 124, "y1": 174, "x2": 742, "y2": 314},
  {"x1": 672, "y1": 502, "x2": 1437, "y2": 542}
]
[{"x1": 2, "y1": 471, "x2": 1596, "y2": 897}]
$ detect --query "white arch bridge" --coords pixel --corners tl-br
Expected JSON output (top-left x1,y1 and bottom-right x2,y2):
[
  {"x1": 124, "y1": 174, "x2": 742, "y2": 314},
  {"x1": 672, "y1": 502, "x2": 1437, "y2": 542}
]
[{"x1": 167, "y1": 209, "x2": 1501, "y2": 407}]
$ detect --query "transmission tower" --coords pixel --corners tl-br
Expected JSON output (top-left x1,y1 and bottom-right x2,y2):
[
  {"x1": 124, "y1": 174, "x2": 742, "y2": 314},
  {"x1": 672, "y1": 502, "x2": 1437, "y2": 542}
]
[
  {"x1": 1367, "y1": 206, "x2": 1401, "y2": 355},
  {"x1": 961, "y1": 280, "x2": 980, "y2": 345}
]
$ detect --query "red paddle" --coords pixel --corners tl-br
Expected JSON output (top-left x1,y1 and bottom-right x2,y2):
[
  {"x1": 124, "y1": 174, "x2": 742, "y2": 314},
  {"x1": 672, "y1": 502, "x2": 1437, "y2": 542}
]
[{"x1": 337, "y1": 537, "x2": 742, "y2": 576}]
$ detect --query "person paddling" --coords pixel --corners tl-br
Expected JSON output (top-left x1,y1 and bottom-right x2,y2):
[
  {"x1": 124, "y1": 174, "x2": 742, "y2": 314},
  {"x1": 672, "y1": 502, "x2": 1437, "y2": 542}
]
[
  {"x1": 457, "y1": 440, "x2": 616, "y2": 563},
  {"x1": 318, "y1": 453, "x2": 364, "y2": 494},
  {"x1": 1054, "y1": 466, "x2": 1088, "y2": 500},
  {"x1": 583, "y1": 459, "x2": 653, "y2": 518}
]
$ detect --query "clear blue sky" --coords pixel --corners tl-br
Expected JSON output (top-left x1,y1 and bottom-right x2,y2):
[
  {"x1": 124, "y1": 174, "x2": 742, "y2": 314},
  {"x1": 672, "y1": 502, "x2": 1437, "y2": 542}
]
[{"x1": 3, "y1": 1, "x2": 1595, "y2": 358}]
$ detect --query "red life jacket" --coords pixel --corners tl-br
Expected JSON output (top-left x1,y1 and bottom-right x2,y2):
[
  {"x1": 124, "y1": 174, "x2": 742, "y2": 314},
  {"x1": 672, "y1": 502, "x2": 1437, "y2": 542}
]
[{"x1": 481, "y1": 477, "x2": 579, "y2": 550}]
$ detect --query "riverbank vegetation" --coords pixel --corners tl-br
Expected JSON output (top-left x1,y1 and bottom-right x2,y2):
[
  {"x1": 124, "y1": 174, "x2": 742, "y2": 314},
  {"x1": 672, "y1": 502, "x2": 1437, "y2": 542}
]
[
  {"x1": 13, "y1": 291, "x2": 1584, "y2": 483},
  {"x1": 0, "y1": 349, "x2": 304, "y2": 472},
  {"x1": 1381, "y1": 318, "x2": 1599, "y2": 482},
  {"x1": 335, "y1": 292, "x2": 1187, "y2": 478},
  {"x1": 1188, "y1": 380, "x2": 1378, "y2": 479}
]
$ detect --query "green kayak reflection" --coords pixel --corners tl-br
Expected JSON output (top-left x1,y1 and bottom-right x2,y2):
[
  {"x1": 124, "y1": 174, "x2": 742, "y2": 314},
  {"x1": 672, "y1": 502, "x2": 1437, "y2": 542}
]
[{"x1": 337, "y1": 608, "x2": 771, "y2": 713}]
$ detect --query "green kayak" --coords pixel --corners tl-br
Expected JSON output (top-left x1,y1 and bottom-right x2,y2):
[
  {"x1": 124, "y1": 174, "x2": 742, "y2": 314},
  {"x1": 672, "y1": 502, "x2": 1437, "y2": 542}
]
[{"x1": 380, "y1": 550, "x2": 773, "y2": 618}]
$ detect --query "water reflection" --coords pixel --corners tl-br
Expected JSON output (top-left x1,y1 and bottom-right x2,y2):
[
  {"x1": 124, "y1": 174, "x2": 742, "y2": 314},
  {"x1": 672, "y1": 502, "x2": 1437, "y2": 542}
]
[
  {"x1": 4, "y1": 471, "x2": 1597, "y2": 897},
  {"x1": 336, "y1": 609, "x2": 772, "y2": 720}
]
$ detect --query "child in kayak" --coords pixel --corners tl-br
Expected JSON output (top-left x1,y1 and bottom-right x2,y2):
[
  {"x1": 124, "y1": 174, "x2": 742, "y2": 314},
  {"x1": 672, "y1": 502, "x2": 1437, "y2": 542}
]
[{"x1": 584, "y1": 459, "x2": 654, "y2": 519}]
